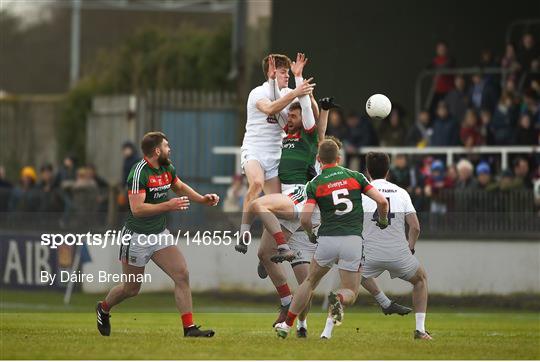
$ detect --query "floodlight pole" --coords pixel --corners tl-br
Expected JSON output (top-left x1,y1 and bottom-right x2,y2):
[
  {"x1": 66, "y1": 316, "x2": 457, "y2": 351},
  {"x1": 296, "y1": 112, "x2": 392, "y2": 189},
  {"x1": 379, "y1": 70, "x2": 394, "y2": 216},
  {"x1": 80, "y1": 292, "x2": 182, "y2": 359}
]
[{"x1": 69, "y1": 0, "x2": 82, "y2": 88}]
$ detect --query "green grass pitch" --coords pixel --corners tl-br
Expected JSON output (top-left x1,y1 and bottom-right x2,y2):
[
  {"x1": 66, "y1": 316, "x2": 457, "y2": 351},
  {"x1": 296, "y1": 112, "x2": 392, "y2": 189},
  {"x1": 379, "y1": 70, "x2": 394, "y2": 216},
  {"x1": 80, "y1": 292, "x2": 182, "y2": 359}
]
[{"x1": 1, "y1": 291, "x2": 539, "y2": 359}]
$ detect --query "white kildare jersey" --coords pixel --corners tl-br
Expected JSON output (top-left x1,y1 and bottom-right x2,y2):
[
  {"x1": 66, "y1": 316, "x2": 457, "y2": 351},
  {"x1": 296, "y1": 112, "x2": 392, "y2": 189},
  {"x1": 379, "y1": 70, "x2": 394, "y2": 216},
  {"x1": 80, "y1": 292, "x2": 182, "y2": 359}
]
[
  {"x1": 362, "y1": 179, "x2": 416, "y2": 261},
  {"x1": 241, "y1": 80, "x2": 293, "y2": 153}
]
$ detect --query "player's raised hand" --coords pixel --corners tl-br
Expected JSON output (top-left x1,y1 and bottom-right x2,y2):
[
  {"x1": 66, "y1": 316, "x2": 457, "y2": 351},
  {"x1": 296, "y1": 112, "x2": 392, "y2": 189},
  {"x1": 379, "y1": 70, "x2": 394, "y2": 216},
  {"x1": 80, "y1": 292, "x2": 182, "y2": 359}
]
[
  {"x1": 291, "y1": 52, "x2": 308, "y2": 77},
  {"x1": 267, "y1": 55, "x2": 277, "y2": 80},
  {"x1": 168, "y1": 196, "x2": 190, "y2": 211},
  {"x1": 202, "y1": 193, "x2": 220, "y2": 206},
  {"x1": 294, "y1": 77, "x2": 315, "y2": 97}
]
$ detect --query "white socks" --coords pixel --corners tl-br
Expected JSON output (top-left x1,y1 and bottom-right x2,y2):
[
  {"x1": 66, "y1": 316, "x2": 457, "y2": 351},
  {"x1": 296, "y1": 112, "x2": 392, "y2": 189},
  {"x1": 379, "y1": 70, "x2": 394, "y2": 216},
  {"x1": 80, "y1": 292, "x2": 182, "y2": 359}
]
[
  {"x1": 374, "y1": 291, "x2": 392, "y2": 309},
  {"x1": 297, "y1": 319, "x2": 307, "y2": 330},
  {"x1": 281, "y1": 295, "x2": 292, "y2": 306},
  {"x1": 320, "y1": 317, "x2": 335, "y2": 339},
  {"x1": 415, "y1": 313, "x2": 426, "y2": 332}
]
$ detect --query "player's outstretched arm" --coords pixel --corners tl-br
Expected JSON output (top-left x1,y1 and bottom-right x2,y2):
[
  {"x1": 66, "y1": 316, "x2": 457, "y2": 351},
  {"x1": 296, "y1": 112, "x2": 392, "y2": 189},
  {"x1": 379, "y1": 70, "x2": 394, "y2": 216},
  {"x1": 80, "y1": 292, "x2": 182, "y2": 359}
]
[
  {"x1": 365, "y1": 187, "x2": 389, "y2": 229},
  {"x1": 310, "y1": 92, "x2": 320, "y2": 123},
  {"x1": 256, "y1": 78, "x2": 315, "y2": 116},
  {"x1": 129, "y1": 193, "x2": 189, "y2": 218},
  {"x1": 405, "y1": 213, "x2": 420, "y2": 252},
  {"x1": 292, "y1": 53, "x2": 317, "y2": 131},
  {"x1": 172, "y1": 178, "x2": 219, "y2": 206}
]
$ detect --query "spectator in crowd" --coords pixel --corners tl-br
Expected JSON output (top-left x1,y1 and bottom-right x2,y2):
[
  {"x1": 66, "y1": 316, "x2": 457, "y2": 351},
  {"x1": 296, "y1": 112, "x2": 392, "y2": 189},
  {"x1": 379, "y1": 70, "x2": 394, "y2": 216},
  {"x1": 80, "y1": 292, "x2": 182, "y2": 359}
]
[
  {"x1": 326, "y1": 109, "x2": 348, "y2": 141},
  {"x1": 444, "y1": 74, "x2": 469, "y2": 123},
  {"x1": 513, "y1": 157, "x2": 532, "y2": 189},
  {"x1": 475, "y1": 162, "x2": 497, "y2": 191},
  {"x1": 479, "y1": 48, "x2": 500, "y2": 87},
  {"x1": 406, "y1": 110, "x2": 432, "y2": 147},
  {"x1": 491, "y1": 92, "x2": 517, "y2": 145},
  {"x1": 497, "y1": 169, "x2": 517, "y2": 191},
  {"x1": 54, "y1": 155, "x2": 77, "y2": 188},
  {"x1": 87, "y1": 163, "x2": 109, "y2": 212},
  {"x1": 36, "y1": 163, "x2": 63, "y2": 212},
  {"x1": 0, "y1": 166, "x2": 13, "y2": 212},
  {"x1": 460, "y1": 109, "x2": 483, "y2": 147},
  {"x1": 388, "y1": 154, "x2": 412, "y2": 191},
  {"x1": 517, "y1": 33, "x2": 539, "y2": 71},
  {"x1": 431, "y1": 101, "x2": 460, "y2": 146},
  {"x1": 122, "y1": 141, "x2": 139, "y2": 183},
  {"x1": 69, "y1": 167, "x2": 100, "y2": 229},
  {"x1": 446, "y1": 164, "x2": 458, "y2": 186},
  {"x1": 378, "y1": 108, "x2": 407, "y2": 146},
  {"x1": 223, "y1": 174, "x2": 247, "y2": 213},
  {"x1": 479, "y1": 108, "x2": 495, "y2": 145},
  {"x1": 424, "y1": 159, "x2": 453, "y2": 214},
  {"x1": 522, "y1": 90, "x2": 540, "y2": 128},
  {"x1": 469, "y1": 72, "x2": 498, "y2": 113},
  {"x1": 342, "y1": 111, "x2": 378, "y2": 168},
  {"x1": 9, "y1": 166, "x2": 39, "y2": 212},
  {"x1": 429, "y1": 41, "x2": 455, "y2": 112},
  {"x1": 514, "y1": 113, "x2": 538, "y2": 145},
  {"x1": 501, "y1": 43, "x2": 521, "y2": 80},
  {"x1": 455, "y1": 159, "x2": 477, "y2": 189}
]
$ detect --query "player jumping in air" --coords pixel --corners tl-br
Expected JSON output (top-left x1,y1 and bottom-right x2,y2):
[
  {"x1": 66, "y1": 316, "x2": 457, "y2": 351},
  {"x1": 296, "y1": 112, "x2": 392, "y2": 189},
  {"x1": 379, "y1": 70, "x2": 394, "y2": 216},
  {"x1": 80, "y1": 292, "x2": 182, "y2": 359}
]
[
  {"x1": 235, "y1": 53, "x2": 316, "y2": 254},
  {"x1": 96, "y1": 132, "x2": 220, "y2": 338},
  {"x1": 241, "y1": 53, "x2": 338, "y2": 335},
  {"x1": 274, "y1": 139, "x2": 389, "y2": 339}
]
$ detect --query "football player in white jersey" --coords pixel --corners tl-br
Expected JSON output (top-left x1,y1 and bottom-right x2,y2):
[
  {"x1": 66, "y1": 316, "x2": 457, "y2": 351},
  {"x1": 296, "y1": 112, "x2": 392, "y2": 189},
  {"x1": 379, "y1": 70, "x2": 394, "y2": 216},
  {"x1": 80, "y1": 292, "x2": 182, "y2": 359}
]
[
  {"x1": 361, "y1": 152, "x2": 431, "y2": 340},
  {"x1": 236, "y1": 54, "x2": 316, "y2": 254}
]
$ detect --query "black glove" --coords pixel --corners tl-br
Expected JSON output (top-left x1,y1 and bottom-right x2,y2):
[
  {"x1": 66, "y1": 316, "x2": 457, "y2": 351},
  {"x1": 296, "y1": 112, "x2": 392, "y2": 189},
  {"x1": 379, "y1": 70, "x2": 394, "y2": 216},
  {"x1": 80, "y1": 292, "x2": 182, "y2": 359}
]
[
  {"x1": 319, "y1": 97, "x2": 340, "y2": 111},
  {"x1": 410, "y1": 248, "x2": 415, "y2": 255}
]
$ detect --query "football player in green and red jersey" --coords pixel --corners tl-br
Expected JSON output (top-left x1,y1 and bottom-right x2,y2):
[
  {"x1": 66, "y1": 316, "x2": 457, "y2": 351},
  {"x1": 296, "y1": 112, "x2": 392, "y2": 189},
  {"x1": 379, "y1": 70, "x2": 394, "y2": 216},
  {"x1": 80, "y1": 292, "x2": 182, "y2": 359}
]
[
  {"x1": 274, "y1": 138, "x2": 389, "y2": 339},
  {"x1": 96, "y1": 132, "x2": 219, "y2": 338}
]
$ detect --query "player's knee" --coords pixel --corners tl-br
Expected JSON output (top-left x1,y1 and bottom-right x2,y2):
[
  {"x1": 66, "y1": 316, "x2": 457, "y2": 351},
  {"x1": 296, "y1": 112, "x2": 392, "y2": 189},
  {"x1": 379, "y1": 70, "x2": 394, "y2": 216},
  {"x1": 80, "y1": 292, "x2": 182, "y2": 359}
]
[
  {"x1": 249, "y1": 198, "x2": 263, "y2": 213},
  {"x1": 123, "y1": 283, "x2": 141, "y2": 298},
  {"x1": 248, "y1": 179, "x2": 264, "y2": 195},
  {"x1": 173, "y1": 267, "x2": 190, "y2": 286}
]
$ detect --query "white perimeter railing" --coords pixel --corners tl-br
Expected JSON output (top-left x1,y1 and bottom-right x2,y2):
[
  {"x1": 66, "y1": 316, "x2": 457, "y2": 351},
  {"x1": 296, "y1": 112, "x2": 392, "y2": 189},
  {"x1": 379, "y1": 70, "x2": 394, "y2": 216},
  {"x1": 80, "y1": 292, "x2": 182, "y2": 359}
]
[{"x1": 211, "y1": 145, "x2": 538, "y2": 184}]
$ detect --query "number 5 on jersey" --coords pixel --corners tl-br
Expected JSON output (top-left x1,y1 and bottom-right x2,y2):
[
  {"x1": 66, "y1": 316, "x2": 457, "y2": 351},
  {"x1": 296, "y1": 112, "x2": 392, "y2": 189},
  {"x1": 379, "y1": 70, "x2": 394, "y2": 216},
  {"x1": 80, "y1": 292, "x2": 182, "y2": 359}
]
[{"x1": 332, "y1": 189, "x2": 353, "y2": 215}]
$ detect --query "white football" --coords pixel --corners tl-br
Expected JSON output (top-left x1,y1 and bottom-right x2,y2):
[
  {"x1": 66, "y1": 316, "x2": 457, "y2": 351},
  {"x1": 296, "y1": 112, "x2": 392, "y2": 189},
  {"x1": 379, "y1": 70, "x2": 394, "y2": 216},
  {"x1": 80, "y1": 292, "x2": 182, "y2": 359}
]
[{"x1": 366, "y1": 94, "x2": 392, "y2": 120}]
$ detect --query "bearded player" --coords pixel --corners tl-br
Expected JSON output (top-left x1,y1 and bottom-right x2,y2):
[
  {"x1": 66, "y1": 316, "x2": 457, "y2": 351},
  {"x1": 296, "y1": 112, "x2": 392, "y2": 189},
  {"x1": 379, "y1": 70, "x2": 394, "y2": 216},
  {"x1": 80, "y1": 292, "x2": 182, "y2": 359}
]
[
  {"x1": 235, "y1": 53, "x2": 317, "y2": 254},
  {"x1": 274, "y1": 139, "x2": 389, "y2": 339},
  {"x1": 96, "y1": 132, "x2": 219, "y2": 338},
  {"x1": 246, "y1": 97, "x2": 338, "y2": 335}
]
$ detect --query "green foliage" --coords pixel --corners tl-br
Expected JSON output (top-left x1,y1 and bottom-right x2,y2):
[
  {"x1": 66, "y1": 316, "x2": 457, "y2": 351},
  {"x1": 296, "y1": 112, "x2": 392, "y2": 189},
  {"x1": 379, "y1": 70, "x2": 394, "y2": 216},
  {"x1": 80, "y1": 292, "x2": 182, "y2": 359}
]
[
  {"x1": 59, "y1": 22, "x2": 232, "y2": 162},
  {"x1": 57, "y1": 78, "x2": 100, "y2": 163}
]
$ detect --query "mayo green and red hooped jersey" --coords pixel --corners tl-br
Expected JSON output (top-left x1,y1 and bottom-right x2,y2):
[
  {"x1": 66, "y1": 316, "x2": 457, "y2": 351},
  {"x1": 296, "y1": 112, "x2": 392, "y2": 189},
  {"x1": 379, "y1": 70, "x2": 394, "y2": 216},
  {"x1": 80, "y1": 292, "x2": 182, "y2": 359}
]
[
  {"x1": 305, "y1": 164, "x2": 373, "y2": 236},
  {"x1": 125, "y1": 158, "x2": 179, "y2": 234},
  {"x1": 278, "y1": 127, "x2": 318, "y2": 185}
]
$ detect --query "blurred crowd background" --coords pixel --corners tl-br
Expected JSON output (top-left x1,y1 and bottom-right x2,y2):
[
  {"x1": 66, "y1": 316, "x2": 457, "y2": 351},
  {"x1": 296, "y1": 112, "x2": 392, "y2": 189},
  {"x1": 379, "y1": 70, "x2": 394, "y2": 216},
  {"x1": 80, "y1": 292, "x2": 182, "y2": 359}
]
[{"x1": 0, "y1": 0, "x2": 539, "y2": 237}]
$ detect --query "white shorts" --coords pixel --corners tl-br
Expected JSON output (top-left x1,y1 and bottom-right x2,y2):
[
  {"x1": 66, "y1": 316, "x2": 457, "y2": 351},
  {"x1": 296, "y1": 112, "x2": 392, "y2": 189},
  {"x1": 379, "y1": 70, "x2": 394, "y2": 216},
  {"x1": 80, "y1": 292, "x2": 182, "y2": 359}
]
[
  {"x1": 314, "y1": 235, "x2": 364, "y2": 272},
  {"x1": 289, "y1": 231, "x2": 317, "y2": 267},
  {"x1": 361, "y1": 253, "x2": 420, "y2": 281},
  {"x1": 279, "y1": 183, "x2": 321, "y2": 233},
  {"x1": 241, "y1": 148, "x2": 280, "y2": 180},
  {"x1": 119, "y1": 227, "x2": 175, "y2": 267}
]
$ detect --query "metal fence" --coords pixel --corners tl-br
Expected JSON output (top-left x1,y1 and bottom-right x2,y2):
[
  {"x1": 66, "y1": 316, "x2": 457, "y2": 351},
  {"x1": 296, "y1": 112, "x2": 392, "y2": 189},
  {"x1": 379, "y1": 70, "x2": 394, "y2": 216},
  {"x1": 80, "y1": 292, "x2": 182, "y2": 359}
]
[{"x1": 1, "y1": 187, "x2": 538, "y2": 240}]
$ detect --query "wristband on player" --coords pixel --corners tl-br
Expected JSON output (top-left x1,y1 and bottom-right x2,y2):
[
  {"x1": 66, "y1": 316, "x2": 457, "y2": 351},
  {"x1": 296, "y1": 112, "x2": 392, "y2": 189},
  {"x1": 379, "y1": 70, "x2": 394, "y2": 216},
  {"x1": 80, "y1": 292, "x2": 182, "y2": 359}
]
[{"x1": 410, "y1": 248, "x2": 415, "y2": 255}]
